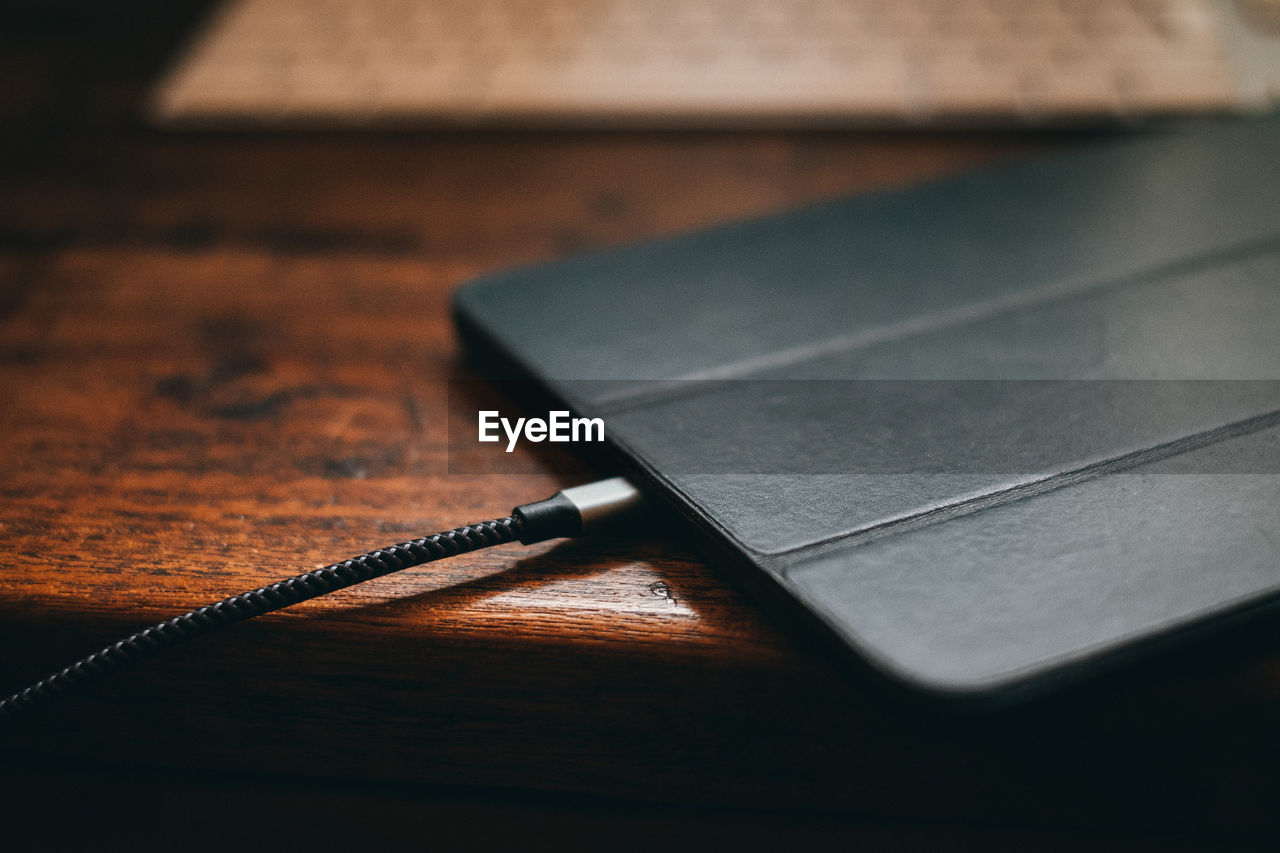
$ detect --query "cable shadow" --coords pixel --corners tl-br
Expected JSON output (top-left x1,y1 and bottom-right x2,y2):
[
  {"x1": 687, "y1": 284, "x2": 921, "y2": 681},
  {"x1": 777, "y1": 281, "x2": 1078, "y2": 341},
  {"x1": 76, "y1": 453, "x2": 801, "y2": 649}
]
[{"x1": 326, "y1": 529, "x2": 695, "y2": 625}]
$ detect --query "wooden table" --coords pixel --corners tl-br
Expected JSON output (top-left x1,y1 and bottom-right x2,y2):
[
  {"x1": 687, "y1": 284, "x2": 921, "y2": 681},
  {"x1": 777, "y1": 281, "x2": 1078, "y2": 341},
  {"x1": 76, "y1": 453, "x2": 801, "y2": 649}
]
[{"x1": 3, "y1": 4, "x2": 1279, "y2": 847}]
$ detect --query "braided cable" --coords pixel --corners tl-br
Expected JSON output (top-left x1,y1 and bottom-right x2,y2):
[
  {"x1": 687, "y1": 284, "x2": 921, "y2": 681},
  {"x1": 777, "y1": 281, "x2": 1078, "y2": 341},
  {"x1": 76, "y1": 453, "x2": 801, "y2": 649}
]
[{"x1": 0, "y1": 515, "x2": 524, "y2": 720}]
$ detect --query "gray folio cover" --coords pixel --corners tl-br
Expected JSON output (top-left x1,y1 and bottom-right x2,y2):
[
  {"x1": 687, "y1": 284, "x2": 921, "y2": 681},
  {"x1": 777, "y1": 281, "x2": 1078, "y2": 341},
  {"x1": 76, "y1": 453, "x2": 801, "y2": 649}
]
[{"x1": 454, "y1": 118, "x2": 1280, "y2": 702}]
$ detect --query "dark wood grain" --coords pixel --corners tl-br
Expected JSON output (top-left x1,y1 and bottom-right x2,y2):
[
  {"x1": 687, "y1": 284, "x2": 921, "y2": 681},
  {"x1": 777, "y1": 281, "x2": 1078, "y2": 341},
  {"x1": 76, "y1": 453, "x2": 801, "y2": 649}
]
[{"x1": 3, "y1": 4, "x2": 1280, "y2": 846}]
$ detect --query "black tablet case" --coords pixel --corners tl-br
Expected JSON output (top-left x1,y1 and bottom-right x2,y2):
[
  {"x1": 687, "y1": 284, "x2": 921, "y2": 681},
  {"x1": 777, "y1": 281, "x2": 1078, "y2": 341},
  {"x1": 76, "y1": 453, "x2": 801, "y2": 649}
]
[{"x1": 454, "y1": 118, "x2": 1280, "y2": 703}]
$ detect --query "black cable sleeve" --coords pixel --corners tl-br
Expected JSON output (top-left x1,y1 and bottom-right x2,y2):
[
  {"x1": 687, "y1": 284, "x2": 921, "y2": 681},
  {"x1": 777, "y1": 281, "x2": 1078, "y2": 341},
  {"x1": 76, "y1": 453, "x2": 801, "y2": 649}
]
[
  {"x1": 0, "y1": 515, "x2": 524, "y2": 720},
  {"x1": 512, "y1": 492, "x2": 582, "y2": 544}
]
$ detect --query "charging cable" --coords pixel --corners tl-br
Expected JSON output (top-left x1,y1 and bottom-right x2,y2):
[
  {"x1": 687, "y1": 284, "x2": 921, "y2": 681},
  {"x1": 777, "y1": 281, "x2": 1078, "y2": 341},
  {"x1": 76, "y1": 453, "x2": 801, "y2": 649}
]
[{"x1": 0, "y1": 477, "x2": 645, "y2": 719}]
